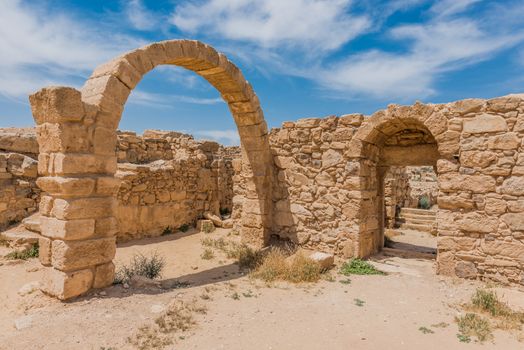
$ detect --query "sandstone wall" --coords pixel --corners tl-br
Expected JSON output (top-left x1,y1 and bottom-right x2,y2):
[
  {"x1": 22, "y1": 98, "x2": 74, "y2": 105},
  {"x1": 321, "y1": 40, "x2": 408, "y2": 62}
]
[
  {"x1": 383, "y1": 167, "x2": 409, "y2": 228},
  {"x1": 0, "y1": 128, "x2": 40, "y2": 229},
  {"x1": 269, "y1": 95, "x2": 524, "y2": 285},
  {"x1": 114, "y1": 130, "x2": 239, "y2": 241}
]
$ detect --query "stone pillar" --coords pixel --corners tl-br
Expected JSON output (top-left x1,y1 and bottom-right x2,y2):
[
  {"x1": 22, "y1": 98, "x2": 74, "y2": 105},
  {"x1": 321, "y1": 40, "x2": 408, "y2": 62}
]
[{"x1": 30, "y1": 87, "x2": 119, "y2": 300}]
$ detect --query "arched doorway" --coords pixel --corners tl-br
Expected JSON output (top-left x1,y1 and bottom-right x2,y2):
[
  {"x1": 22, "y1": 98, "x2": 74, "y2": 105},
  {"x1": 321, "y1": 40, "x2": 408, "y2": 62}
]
[
  {"x1": 346, "y1": 103, "x2": 454, "y2": 262},
  {"x1": 29, "y1": 40, "x2": 274, "y2": 299}
]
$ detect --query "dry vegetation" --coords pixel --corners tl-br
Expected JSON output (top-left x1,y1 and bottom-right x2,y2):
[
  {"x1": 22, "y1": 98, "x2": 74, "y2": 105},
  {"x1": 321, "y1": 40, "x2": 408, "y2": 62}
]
[
  {"x1": 114, "y1": 252, "x2": 166, "y2": 284},
  {"x1": 128, "y1": 299, "x2": 207, "y2": 350},
  {"x1": 456, "y1": 288, "x2": 524, "y2": 343}
]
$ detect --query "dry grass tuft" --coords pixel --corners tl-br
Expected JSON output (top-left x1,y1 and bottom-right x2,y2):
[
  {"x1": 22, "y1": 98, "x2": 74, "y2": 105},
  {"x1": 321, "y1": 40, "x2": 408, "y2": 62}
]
[
  {"x1": 128, "y1": 299, "x2": 206, "y2": 349},
  {"x1": 250, "y1": 249, "x2": 322, "y2": 283},
  {"x1": 114, "y1": 252, "x2": 165, "y2": 284},
  {"x1": 456, "y1": 288, "x2": 524, "y2": 343}
]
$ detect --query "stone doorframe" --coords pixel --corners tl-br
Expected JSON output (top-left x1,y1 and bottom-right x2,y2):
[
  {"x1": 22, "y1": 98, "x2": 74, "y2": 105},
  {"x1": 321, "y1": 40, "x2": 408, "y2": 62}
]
[
  {"x1": 346, "y1": 102, "x2": 454, "y2": 259},
  {"x1": 29, "y1": 40, "x2": 274, "y2": 300}
]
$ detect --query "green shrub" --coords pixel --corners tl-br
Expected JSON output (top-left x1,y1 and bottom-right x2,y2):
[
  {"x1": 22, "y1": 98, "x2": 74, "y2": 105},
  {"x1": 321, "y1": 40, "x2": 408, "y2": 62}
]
[
  {"x1": 5, "y1": 243, "x2": 39, "y2": 260},
  {"x1": 456, "y1": 313, "x2": 492, "y2": 342},
  {"x1": 115, "y1": 252, "x2": 165, "y2": 284},
  {"x1": 178, "y1": 224, "x2": 190, "y2": 233},
  {"x1": 340, "y1": 258, "x2": 384, "y2": 276},
  {"x1": 418, "y1": 196, "x2": 431, "y2": 209}
]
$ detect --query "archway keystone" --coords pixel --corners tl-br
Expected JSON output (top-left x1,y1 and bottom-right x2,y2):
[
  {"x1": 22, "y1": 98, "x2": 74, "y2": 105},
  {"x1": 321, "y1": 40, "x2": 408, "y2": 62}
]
[{"x1": 29, "y1": 40, "x2": 273, "y2": 300}]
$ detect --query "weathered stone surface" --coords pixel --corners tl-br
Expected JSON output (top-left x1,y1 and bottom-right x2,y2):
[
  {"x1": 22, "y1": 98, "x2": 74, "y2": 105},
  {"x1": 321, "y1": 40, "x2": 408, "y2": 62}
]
[
  {"x1": 500, "y1": 177, "x2": 524, "y2": 196},
  {"x1": 93, "y1": 262, "x2": 115, "y2": 289},
  {"x1": 309, "y1": 251, "x2": 334, "y2": 270},
  {"x1": 500, "y1": 213, "x2": 524, "y2": 231},
  {"x1": 40, "y1": 216, "x2": 95, "y2": 240},
  {"x1": 41, "y1": 267, "x2": 93, "y2": 300},
  {"x1": 51, "y1": 238, "x2": 116, "y2": 271},
  {"x1": 463, "y1": 114, "x2": 507, "y2": 134}
]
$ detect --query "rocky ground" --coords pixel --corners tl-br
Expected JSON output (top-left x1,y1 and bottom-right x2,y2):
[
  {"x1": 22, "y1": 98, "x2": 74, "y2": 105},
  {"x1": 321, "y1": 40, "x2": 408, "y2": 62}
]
[{"x1": 1, "y1": 228, "x2": 523, "y2": 350}]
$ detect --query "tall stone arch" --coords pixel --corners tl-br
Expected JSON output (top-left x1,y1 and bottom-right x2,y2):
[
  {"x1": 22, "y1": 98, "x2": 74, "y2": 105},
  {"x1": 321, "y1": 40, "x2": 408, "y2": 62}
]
[{"x1": 29, "y1": 40, "x2": 273, "y2": 299}]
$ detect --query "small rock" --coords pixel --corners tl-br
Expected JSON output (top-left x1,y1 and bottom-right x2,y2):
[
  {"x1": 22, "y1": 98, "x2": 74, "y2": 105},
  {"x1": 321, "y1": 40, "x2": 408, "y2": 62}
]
[
  {"x1": 222, "y1": 219, "x2": 233, "y2": 229},
  {"x1": 123, "y1": 283, "x2": 130, "y2": 289},
  {"x1": 130, "y1": 275, "x2": 159, "y2": 288},
  {"x1": 14, "y1": 316, "x2": 32, "y2": 330},
  {"x1": 204, "y1": 211, "x2": 223, "y2": 227},
  {"x1": 309, "y1": 252, "x2": 335, "y2": 270},
  {"x1": 150, "y1": 304, "x2": 165, "y2": 314},
  {"x1": 25, "y1": 267, "x2": 40, "y2": 273},
  {"x1": 18, "y1": 281, "x2": 40, "y2": 296},
  {"x1": 99, "y1": 291, "x2": 107, "y2": 296}
]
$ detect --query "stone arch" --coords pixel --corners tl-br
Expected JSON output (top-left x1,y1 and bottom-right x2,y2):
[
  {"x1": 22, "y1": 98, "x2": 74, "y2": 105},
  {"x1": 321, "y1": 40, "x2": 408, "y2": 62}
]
[
  {"x1": 29, "y1": 40, "x2": 273, "y2": 299},
  {"x1": 345, "y1": 102, "x2": 454, "y2": 258}
]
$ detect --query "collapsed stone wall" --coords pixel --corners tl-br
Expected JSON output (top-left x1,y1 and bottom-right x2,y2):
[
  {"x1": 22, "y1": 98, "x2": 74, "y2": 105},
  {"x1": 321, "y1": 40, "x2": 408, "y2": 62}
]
[
  {"x1": 0, "y1": 128, "x2": 240, "y2": 239},
  {"x1": 115, "y1": 130, "x2": 239, "y2": 241},
  {"x1": 0, "y1": 128, "x2": 40, "y2": 229}
]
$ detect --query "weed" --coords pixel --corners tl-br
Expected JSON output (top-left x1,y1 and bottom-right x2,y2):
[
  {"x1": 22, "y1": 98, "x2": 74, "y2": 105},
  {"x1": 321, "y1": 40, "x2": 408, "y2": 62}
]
[
  {"x1": 242, "y1": 290, "x2": 254, "y2": 298},
  {"x1": 354, "y1": 298, "x2": 365, "y2": 307},
  {"x1": 468, "y1": 288, "x2": 524, "y2": 331},
  {"x1": 456, "y1": 313, "x2": 492, "y2": 342},
  {"x1": 457, "y1": 334, "x2": 471, "y2": 343},
  {"x1": 340, "y1": 258, "x2": 384, "y2": 276},
  {"x1": 231, "y1": 292, "x2": 240, "y2": 300},
  {"x1": 5, "y1": 243, "x2": 39, "y2": 260},
  {"x1": 250, "y1": 249, "x2": 323, "y2": 283},
  {"x1": 114, "y1": 252, "x2": 165, "y2": 284},
  {"x1": 200, "y1": 248, "x2": 214, "y2": 260},
  {"x1": 128, "y1": 326, "x2": 172, "y2": 350},
  {"x1": 178, "y1": 224, "x2": 190, "y2": 233},
  {"x1": 339, "y1": 278, "x2": 352, "y2": 285},
  {"x1": 200, "y1": 293, "x2": 211, "y2": 300},
  {"x1": 418, "y1": 326, "x2": 434, "y2": 334},
  {"x1": 162, "y1": 227, "x2": 173, "y2": 236},
  {"x1": 0, "y1": 236, "x2": 9, "y2": 247},
  {"x1": 431, "y1": 322, "x2": 449, "y2": 328}
]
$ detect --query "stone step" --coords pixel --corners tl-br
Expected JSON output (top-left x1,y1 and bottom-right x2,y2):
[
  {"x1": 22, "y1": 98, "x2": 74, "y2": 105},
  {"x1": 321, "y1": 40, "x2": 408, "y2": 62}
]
[
  {"x1": 381, "y1": 247, "x2": 436, "y2": 260},
  {"x1": 0, "y1": 226, "x2": 40, "y2": 247},
  {"x1": 22, "y1": 213, "x2": 40, "y2": 233},
  {"x1": 399, "y1": 212, "x2": 436, "y2": 220},
  {"x1": 398, "y1": 216, "x2": 435, "y2": 225},
  {"x1": 399, "y1": 208, "x2": 436, "y2": 217},
  {"x1": 399, "y1": 223, "x2": 435, "y2": 233}
]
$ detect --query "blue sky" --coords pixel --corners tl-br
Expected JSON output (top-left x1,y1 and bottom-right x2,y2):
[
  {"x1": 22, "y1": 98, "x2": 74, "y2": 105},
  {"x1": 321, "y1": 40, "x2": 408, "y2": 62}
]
[{"x1": 1, "y1": 0, "x2": 524, "y2": 145}]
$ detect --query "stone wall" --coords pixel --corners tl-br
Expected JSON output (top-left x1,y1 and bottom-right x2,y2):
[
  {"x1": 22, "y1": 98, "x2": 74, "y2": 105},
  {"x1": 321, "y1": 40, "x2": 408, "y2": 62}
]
[
  {"x1": 269, "y1": 95, "x2": 524, "y2": 285},
  {"x1": 0, "y1": 128, "x2": 40, "y2": 229},
  {"x1": 383, "y1": 167, "x2": 409, "y2": 228},
  {"x1": 115, "y1": 130, "x2": 239, "y2": 241}
]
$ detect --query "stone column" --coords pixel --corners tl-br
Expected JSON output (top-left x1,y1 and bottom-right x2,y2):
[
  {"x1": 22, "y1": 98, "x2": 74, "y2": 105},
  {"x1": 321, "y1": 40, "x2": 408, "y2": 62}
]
[{"x1": 30, "y1": 87, "x2": 119, "y2": 300}]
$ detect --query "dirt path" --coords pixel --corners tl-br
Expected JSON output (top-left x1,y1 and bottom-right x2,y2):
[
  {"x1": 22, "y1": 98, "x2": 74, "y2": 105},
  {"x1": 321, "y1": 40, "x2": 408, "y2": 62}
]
[{"x1": 0, "y1": 229, "x2": 523, "y2": 349}]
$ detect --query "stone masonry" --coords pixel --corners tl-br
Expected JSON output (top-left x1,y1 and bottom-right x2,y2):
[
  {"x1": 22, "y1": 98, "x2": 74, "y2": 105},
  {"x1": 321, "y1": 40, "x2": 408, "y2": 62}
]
[{"x1": 15, "y1": 38, "x2": 524, "y2": 299}]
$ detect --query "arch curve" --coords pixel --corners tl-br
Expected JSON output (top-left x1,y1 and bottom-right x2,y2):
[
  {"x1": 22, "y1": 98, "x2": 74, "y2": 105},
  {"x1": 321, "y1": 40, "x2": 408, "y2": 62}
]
[{"x1": 29, "y1": 40, "x2": 273, "y2": 299}]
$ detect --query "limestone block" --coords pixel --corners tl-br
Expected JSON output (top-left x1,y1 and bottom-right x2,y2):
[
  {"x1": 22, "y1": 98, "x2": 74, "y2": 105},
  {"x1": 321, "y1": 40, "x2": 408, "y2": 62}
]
[
  {"x1": 463, "y1": 114, "x2": 507, "y2": 134},
  {"x1": 93, "y1": 127, "x2": 117, "y2": 155},
  {"x1": 36, "y1": 177, "x2": 95, "y2": 197},
  {"x1": 53, "y1": 153, "x2": 117, "y2": 175},
  {"x1": 501, "y1": 213, "x2": 524, "y2": 231},
  {"x1": 322, "y1": 149, "x2": 342, "y2": 168},
  {"x1": 203, "y1": 211, "x2": 223, "y2": 226},
  {"x1": 36, "y1": 122, "x2": 91, "y2": 153},
  {"x1": 51, "y1": 197, "x2": 114, "y2": 220},
  {"x1": 339, "y1": 114, "x2": 364, "y2": 126},
  {"x1": 487, "y1": 133, "x2": 520, "y2": 150},
  {"x1": 439, "y1": 174, "x2": 496, "y2": 193},
  {"x1": 90, "y1": 57, "x2": 142, "y2": 90},
  {"x1": 93, "y1": 262, "x2": 115, "y2": 289},
  {"x1": 96, "y1": 176, "x2": 121, "y2": 196},
  {"x1": 481, "y1": 240, "x2": 524, "y2": 262},
  {"x1": 51, "y1": 238, "x2": 116, "y2": 271},
  {"x1": 41, "y1": 267, "x2": 93, "y2": 300},
  {"x1": 40, "y1": 216, "x2": 95, "y2": 240},
  {"x1": 458, "y1": 212, "x2": 498, "y2": 233},
  {"x1": 309, "y1": 251, "x2": 334, "y2": 270},
  {"x1": 197, "y1": 219, "x2": 215, "y2": 233},
  {"x1": 38, "y1": 236, "x2": 52, "y2": 266},
  {"x1": 500, "y1": 177, "x2": 524, "y2": 196},
  {"x1": 95, "y1": 217, "x2": 119, "y2": 236},
  {"x1": 460, "y1": 151, "x2": 497, "y2": 168},
  {"x1": 29, "y1": 87, "x2": 85, "y2": 125},
  {"x1": 455, "y1": 261, "x2": 477, "y2": 279},
  {"x1": 484, "y1": 198, "x2": 507, "y2": 215}
]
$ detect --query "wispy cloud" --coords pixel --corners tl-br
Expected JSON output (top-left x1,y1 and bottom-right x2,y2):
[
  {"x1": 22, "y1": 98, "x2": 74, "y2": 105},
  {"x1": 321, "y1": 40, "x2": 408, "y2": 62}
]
[
  {"x1": 195, "y1": 129, "x2": 240, "y2": 146},
  {"x1": 124, "y1": 0, "x2": 157, "y2": 31},
  {"x1": 429, "y1": 0, "x2": 481, "y2": 18},
  {"x1": 172, "y1": 0, "x2": 371, "y2": 54},
  {"x1": 129, "y1": 90, "x2": 223, "y2": 108},
  {"x1": 0, "y1": 0, "x2": 141, "y2": 99}
]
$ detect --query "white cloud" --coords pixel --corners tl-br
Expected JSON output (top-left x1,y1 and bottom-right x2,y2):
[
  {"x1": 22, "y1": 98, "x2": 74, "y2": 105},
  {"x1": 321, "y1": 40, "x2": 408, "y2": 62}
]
[
  {"x1": 318, "y1": 18, "x2": 524, "y2": 99},
  {"x1": 172, "y1": 0, "x2": 371, "y2": 53},
  {"x1": 195, "y1": 129, "x2": 240, "y2": 146},
  {"x1": 429, "y1": 0, "x2": 481, "y2": 18},
  {"x1": 125, "y1": 0, "x2": 157, "y2": 31},
  {"x1": 0, "y1": 0, "x2": 140, "y2": 98},
  {"x1": 129, "y1": 90, "x2": 223, "y2": 108}
]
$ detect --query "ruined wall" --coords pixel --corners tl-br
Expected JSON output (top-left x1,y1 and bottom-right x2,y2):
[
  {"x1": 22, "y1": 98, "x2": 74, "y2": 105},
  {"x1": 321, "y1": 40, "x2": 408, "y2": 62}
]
[
  {"x1": 383, "y1": 167, "x2": 409, "y2": 228},
  {"x1": 269, "y1": 115, "x2": 365, "y2": 253},
  {"x1": 269, "y1": 95, "x2": 524, "y2": 285},
  {"x1": 114, "y1": 130, "x2": 239, "y2": 241},
  {"x1": 0, "y1": 128, "x2": 40, "y2": 229}
]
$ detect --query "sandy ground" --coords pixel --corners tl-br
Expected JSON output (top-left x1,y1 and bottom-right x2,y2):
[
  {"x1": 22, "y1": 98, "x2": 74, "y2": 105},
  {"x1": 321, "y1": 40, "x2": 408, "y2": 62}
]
[{"x1": 1, "y1": 228, "x2": 524, "y2": 350}]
